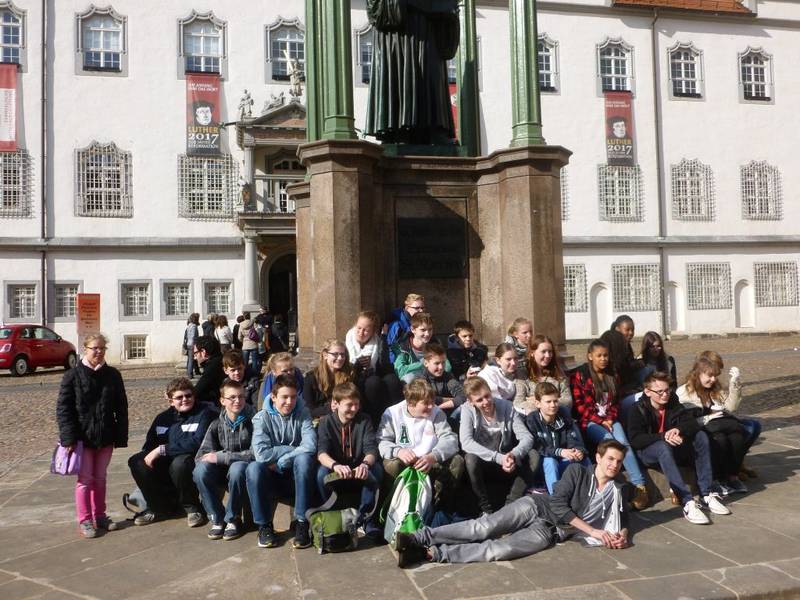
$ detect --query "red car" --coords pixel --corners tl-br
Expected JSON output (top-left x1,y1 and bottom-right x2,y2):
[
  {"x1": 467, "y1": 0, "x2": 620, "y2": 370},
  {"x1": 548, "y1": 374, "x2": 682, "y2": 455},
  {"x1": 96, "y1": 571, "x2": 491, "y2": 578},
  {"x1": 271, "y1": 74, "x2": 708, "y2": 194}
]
[{"x1": 0, "y1": 324, "x2": 78, "y2": 376}]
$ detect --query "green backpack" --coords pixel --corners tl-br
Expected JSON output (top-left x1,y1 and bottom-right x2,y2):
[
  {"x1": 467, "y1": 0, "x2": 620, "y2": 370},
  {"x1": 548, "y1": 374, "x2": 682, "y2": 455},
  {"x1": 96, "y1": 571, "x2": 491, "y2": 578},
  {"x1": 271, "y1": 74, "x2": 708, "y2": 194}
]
[
  {"x1": 382, "y1": 467, "x2": 433, "y2": 549},
  {"x1": 306, "y1": 473, "x2": 380, "y2": 554}
]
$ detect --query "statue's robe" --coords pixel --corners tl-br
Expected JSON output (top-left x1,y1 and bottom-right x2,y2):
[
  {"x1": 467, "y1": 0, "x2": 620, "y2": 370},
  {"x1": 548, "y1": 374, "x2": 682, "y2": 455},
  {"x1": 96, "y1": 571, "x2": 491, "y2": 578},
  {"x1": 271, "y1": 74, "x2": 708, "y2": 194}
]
[{"x1": 365, "y1": 0, "x2": 459, "y2": 144}]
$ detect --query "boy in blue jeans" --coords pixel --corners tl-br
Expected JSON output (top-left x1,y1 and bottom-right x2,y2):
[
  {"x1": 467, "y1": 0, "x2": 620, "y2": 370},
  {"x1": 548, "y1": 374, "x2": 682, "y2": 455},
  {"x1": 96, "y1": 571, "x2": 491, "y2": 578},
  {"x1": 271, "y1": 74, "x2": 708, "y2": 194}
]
[
  {"x1": 526, "y1": 382, "x2": 589, "y2": 494},
  {"x1": 316, "y1": 382, "x2": 384, "y2": 541},
  {"x1": 245, "y1": 374, "x2": 316, "y2": 549},
  {"x1": 193, "y1": 379, "x2": 254, "y2": 541}
]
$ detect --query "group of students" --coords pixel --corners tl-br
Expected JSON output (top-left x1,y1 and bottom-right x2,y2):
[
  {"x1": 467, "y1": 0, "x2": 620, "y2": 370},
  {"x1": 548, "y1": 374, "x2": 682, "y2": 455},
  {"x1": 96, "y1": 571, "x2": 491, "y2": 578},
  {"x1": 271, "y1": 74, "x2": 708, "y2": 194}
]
[{"x1": 55, "y1": 294, "x2": 760, "y2": 567}]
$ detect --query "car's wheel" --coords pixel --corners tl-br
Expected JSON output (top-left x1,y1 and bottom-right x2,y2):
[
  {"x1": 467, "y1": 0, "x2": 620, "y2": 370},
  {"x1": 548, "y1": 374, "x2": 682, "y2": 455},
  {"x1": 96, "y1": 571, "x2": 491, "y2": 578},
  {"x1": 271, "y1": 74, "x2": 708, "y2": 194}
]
[
  {"x1": 65, "y1": 351, "x2": 78, "y2": 370},
  {"x1": 11, "y1": 355, "x2": 29, "y2": 376}
]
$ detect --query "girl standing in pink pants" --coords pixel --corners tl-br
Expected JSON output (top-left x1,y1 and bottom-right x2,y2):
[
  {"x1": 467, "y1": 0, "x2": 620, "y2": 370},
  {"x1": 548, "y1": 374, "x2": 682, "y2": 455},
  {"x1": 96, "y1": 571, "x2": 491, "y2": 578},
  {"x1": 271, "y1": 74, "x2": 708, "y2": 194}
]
[{"x1": 56, "y1": 334, "x2": 128, "y2": 538}]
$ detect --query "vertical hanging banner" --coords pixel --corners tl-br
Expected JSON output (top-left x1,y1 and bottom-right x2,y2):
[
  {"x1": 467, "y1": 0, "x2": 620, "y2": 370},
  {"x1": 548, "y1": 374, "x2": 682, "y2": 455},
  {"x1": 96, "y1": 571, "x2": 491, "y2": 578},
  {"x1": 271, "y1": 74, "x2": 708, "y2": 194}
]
[
  {"x1": 604, "y1": 91, "x2": 634, "y2": 166},
  {"x1": 186, "y1": 74, "x2": 221, "y2": 155},
  {"x1": 449, "y1": 82, "x2": 459, "y2": 142},
  {"x1": 76, "y1": 294, "x2": 101, "y2": 344},
  {"x1": 0, "y1": 63, "x2": 17, "y2": 152}
]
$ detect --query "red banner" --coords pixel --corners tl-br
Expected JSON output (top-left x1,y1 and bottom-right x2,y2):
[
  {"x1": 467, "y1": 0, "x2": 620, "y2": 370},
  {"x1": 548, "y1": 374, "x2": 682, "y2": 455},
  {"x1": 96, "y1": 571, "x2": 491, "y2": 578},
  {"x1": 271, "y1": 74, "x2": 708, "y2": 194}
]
[
  {"x1": 604, "y1": 91, "x2": 634, "y2": 166},
  {"x1": 449, "y1": 82, "x2": 459, "y2": 141},
  {"x1": 0, "y1": 64, "x2": 17, "y2": 152},
  {"x1": 186, "y1": 74, "x2": 221, "y2": 155},
  {"x1": 76, "y1": 294, "x2": 101, "y2": 343}
]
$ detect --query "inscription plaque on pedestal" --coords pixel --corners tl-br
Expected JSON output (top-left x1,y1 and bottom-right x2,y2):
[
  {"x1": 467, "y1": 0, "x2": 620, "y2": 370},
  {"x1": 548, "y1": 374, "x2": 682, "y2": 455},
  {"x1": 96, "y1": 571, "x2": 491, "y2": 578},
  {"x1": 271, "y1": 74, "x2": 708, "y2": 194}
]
[{"x1": 397, "y1": 217, "x2": 466, "y2": 279}]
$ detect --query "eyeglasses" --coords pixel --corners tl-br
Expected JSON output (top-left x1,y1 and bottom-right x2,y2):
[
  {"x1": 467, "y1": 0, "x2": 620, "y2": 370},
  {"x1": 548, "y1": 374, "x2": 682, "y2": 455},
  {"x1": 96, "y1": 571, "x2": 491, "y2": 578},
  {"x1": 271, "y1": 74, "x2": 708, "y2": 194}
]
[
  {"x1": 86, "y1": 346, "x2": 107, "y2": 352},
  {"x1": 408, "y1": 305, "x2": 425, "y2": 311},
  {"x1": 171, "y1": 393, "x2": 194, "y2": 401},
  {"x1": 223, "y1": 395, "x2": 245, "y2": 401},
  {"x1": 647, "y1": 388, "x2": 669, "y2": 397},
  {"x1": 326, "y1": 352, "x2": 346, "y2": 359}
]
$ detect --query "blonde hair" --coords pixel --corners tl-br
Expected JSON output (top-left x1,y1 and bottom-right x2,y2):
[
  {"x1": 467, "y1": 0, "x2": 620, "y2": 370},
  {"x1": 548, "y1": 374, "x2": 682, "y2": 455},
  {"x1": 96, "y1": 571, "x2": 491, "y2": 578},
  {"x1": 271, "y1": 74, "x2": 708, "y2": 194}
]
[
  {"x1": 83, "y1": 333, "x2": 108, "y2": 349},
  {"x1": 404, "y1": 293, "x2": 425, "y2": 306},
  {"x1": 404, "y1": 378, "x2": 434, "y2": 405},
  {"x1": 267, "y1": 352, "x2": 294, "y2": 374},
  {"x1": 314, "y1": 339, "x2": 355, "y2": 399},
  {"x1": 354, "y1": 310, "x2": 380, "y2": 332},
  {"x1": 507, "y1": 317, "x2": 532, "y2": 337}
]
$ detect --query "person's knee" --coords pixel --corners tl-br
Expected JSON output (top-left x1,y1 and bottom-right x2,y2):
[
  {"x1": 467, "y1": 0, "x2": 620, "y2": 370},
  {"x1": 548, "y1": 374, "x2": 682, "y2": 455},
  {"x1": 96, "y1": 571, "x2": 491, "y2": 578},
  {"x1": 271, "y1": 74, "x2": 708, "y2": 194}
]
[
  {"x1": 227, "y1": 462, "x2": 248, "y2": 483},
  {"x1": 245, "y1": 461, "x2": 264, "y2": 483},
  {"x1": 465, "y1": 453, "x2": 482, "y2": 472},
  {"x1": 193, "y1": 461, "x2": 213, "y2": 483}
]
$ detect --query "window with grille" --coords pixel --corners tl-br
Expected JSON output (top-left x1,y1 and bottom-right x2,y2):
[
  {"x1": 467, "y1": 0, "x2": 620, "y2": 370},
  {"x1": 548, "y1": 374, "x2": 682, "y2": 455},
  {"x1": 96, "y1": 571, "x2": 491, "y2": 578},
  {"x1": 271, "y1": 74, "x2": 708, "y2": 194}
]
[
  {"x1": 754, "y1": 262, "x2": 798, "y2": 307},
  {"x1": 267, "y1": 18, "x2": 304, "y2": 82},
  {"x1": 612, "y1": 264, "x2": 660, "y2": 311},
  {"x1": 355, "y1": 25, "x2": 372, "y2": 84},
  {"x1": 0, "y1": 3, "x2": 23, "y2": 66},
  {"x1": 668, "y1": 44, "x2": 702, "y2": 98},
  {"x1": 178, "y1": 154, "x2": 238, "y2": 220},
  {"x1": 121, "y1": 283, "x2": 150, "y2": 318},
  {"x1": 0, "y1": 149, "x2": 31, "y2": 218},
  {"x1": 738, "y1": 48, "x2": 772, "y2": 101},
  {"x1": 164, "y1": 283, "x2": 191, "y2": 317},
  {"x1": 687, "y1": 263, "x2": 732, "y2": 310},
  {"x1": 77, "y1": 8, "x2": 125, "y2": 72},
  {"x1": 671, "y1": 159, "x2": 714, "y2": 221},
  {"x1": 180, "y1": 12, "x2": 225, "y2": 75},
  {"x1": 597, "y1": 39, "x2": 633, "y2": 92},
  {"x1": 8, "y1": 284, "x2": 35, "y2": 319},
  {"x1": 54, "y1": 284, "x2": 79, "y2": 318},
  {"x1": 740, "y1": 161, "x2": 781, "y2": 220},
  {"x1": 124, "y1": 335, "x2": 148, "y2": 360},
  {"x1": 538, "y1": 35, "x2": 559, "y2": 93},
  {"x1": 205, "y1": 282, "x2": 231, "y2": 315},
  {"x1": 75, "y1": 142, "x2": 132, "y2": 217},
  {"x1": 564, "y1": 264, "x2": 587, "y2": 312},
  {"x1": 560, "y1": 167, "x2": 568, "y2": 221},
  {"x1": 597, "y1": 164, "x2": 642, "y2": 222}
]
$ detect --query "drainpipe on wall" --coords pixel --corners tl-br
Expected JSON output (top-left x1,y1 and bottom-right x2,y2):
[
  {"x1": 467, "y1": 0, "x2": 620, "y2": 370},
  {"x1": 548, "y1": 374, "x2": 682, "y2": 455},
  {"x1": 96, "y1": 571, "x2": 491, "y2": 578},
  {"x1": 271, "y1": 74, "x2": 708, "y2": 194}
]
[
  {"x1": 650, "y1": 8, "x2": 669, "y2": 337},
  {"x1": 39, "y1": 0, "x2": 49, "y2": 325}
]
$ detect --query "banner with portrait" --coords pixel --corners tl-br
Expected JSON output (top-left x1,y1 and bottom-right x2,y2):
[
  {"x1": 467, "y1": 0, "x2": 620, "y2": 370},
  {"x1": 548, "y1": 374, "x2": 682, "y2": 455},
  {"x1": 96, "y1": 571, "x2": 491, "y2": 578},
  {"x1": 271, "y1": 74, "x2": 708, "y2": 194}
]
[
  {"x1": 0, "y1": 63, "x2": 17, "y2": 152},
  {"x1": 604, "y1": 91, "x2": 634, "y2": 166},
  {"x1": 186, "y1": 74, "x2": 221, "y2": 155}
]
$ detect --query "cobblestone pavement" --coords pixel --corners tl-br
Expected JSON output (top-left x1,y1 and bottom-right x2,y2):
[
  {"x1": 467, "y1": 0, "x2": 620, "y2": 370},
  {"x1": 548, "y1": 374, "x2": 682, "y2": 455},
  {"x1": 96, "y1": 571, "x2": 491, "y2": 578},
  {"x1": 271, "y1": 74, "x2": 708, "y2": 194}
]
[
  {"x1": 0, "y1": 335, "x2": 798, "y2": 599},
  {"x1": 2, "y1": 334, "x2": 797, "y2": 475}
]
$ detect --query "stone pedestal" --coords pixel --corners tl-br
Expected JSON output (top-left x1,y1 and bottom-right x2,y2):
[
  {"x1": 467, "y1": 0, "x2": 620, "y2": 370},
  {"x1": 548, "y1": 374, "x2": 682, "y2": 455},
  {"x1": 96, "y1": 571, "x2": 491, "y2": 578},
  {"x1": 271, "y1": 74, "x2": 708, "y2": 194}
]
[{"x1": 290, "y1": 139, "x2": 570, "y2": 352}]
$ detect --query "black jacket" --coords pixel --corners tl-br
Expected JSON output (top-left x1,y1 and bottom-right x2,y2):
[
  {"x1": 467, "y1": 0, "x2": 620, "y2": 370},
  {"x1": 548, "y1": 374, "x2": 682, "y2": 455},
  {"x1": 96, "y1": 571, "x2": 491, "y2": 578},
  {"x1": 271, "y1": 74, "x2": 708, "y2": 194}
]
[
  {"x1": 625, "y1": 394, "x2": 702, "y2": 451},
  {"x1": 142, "y1": 402, "x2": 215, "y2": 457},
  {"x1": 56, "y1": 363, "x2": 128, "y2": 449},
  {"x1": 194, "y1": 354, "x2": 225, "y2": 408},
  {"x1": 302, "y1": 370, "x2": 333, "y2": 420},
  {"x1": 317, "y1": 411, "x2": 378, "y2": 468},
  {"x1": 600, "y1": 329, "x2": 644, "y2": 395},
  {"x1": 446, "y1": 334, "x2": 488, "y2": 380}
]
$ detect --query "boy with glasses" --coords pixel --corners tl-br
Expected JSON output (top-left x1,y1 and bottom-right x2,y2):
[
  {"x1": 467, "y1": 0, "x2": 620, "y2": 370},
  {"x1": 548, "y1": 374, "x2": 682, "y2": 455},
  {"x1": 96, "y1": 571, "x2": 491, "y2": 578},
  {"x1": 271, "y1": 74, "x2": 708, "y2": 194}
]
[
  {"x1": 222, "y1": 349, "x2": 260, "y2": 406},
  {"x1": 193, "y1": 379, "x2": 255, "y2": 541},
  {"x1": 625, "y1": 372, "x2": 731, "y2": 525},
  {"x1": 387, "y1": 293, "x2": 426, "y2": 362},
  {"x1": 128, "y1": 378, "x2": 215, "y2": 527}
]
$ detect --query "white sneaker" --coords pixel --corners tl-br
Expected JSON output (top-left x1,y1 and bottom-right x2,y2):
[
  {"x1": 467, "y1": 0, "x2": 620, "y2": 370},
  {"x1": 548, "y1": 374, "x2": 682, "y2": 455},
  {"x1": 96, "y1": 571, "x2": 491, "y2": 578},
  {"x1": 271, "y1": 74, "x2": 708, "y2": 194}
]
[
  {"x1": 683, "y1": 500, "x2": 711, "y2": 524},
  {"x1": 703, "y1": 493, "x2": 731, "y2": 516}
]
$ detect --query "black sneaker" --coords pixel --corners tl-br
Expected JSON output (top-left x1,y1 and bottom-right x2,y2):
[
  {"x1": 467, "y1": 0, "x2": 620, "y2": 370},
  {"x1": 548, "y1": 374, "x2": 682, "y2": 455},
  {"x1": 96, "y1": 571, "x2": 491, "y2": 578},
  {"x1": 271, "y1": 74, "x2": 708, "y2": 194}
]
[
  {"x1": 293, "y1": 519, "x2": 312, "y2": 549},
  {"x1": 207, "y1": 522, "x2": 224, "y2": 540},
  {"x1": 257, "y1": 523, "x2": 278, "y2": 548},
  {"x1": 396, "y1": 532, "x2": 427, "y2": 568}
]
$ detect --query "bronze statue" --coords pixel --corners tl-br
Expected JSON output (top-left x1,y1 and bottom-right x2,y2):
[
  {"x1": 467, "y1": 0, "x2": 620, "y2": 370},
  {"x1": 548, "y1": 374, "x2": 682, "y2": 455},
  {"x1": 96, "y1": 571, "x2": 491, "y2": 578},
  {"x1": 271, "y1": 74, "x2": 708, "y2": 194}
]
[{"x1": 365, "y1": 0, "x2": 459, "y2": 145}]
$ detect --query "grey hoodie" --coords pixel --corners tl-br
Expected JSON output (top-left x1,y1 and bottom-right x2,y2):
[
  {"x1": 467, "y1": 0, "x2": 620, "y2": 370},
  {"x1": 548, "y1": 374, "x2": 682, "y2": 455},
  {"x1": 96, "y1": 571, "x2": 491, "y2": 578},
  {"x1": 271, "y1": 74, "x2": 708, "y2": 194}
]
[
  {"x1": 459, "y1": 398, "x2": 534, "y2": 465},
  {"x1": 251, "y1": 395, "x2": 316, "y2": 472},
  {"x1": 195, "y1": 404, "x2": 255, "y2": 466}
]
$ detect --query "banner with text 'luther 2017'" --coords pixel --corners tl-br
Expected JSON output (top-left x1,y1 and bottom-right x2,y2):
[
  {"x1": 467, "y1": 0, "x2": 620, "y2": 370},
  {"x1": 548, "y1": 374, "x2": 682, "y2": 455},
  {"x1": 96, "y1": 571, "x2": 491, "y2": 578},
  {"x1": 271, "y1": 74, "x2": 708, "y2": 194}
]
[
  {"x1": 604, "y1": 90, "x2": 635, "y2": 166},
  {"x1": 186, "y1": 73, "x2": 221, "y2": 155},
  {"x1": 0, "y1": 64, "x2": 17, "y2": 152}
]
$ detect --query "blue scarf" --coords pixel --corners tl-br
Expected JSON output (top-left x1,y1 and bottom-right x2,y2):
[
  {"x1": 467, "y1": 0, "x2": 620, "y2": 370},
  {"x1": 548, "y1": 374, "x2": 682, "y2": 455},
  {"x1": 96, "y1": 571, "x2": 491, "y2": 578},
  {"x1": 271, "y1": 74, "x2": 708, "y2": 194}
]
[{"x1": 224, "y1": 413, "x2": 246, "y2": 432}]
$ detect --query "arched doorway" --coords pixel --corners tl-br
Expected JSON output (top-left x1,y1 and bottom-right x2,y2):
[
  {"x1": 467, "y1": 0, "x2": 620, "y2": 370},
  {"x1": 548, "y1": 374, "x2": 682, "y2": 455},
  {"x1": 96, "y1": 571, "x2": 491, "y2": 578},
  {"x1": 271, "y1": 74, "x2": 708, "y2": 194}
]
[
  {"x1": 267, "y1": 254, "x2": 298, "y2": 330},
  {"x1": 735, "y1": 279, "x2": 754, "y2": 328},
  {"x1": 666, "y1": 281, "x2": 685, "y2": 333},
  {"x1": 590, "y1": 283, "x2": 611, "y2": 336}
]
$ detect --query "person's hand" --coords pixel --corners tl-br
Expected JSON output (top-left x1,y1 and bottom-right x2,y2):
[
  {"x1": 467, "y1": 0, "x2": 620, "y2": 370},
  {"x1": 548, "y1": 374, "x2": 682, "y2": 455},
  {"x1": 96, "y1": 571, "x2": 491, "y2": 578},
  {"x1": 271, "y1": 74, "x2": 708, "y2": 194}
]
[
  {"x1": 729, "y1": 366, "x2": 740, "y2": 383},
  {"x1": 143, "y1": 447, "x2": 161, "y2": 468},
  {"x1": 357, "y1": 355, "x2": 371, "y2": 369},
  {"x1": 602, "y1": 420, "x2": 614, "y2": 432},
  {"x1": 333, "y1": 463, "x2": 353, "y2": 479},
  {"x1": 397, "y1": 449, "x2": 417, "y2": 465},
  {"x1": 608, "y1": 530, "x2": 629, "y2": 549},
  {"x1": 562, "y1": 449, "x2": 581, "y2": 462},
  {"x1": 414, "y1": 453, "x2": 436, "y2": 473},
  {"x1": 664, "y1": 428, "x2": 683, "y2": 446},
  {"x1": 353, "y1": 463, "x2": 369, "y2": 480},
  {"x1": 502, "y1": 452, "x2": 517, "y2": 473},
  {"x1": 199, "y1": 453, "x2": 217, "y2": 464},
  {"x1": 590, "y1": 528, "x2": 618, "y2": 548}
]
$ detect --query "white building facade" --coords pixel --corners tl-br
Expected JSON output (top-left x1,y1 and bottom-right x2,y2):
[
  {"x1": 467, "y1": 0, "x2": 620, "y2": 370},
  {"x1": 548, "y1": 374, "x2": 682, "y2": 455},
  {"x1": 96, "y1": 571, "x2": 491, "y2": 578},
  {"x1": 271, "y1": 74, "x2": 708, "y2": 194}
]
[{"x1": 0, "y1": 0, "x2": 797, "y2": 364}]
